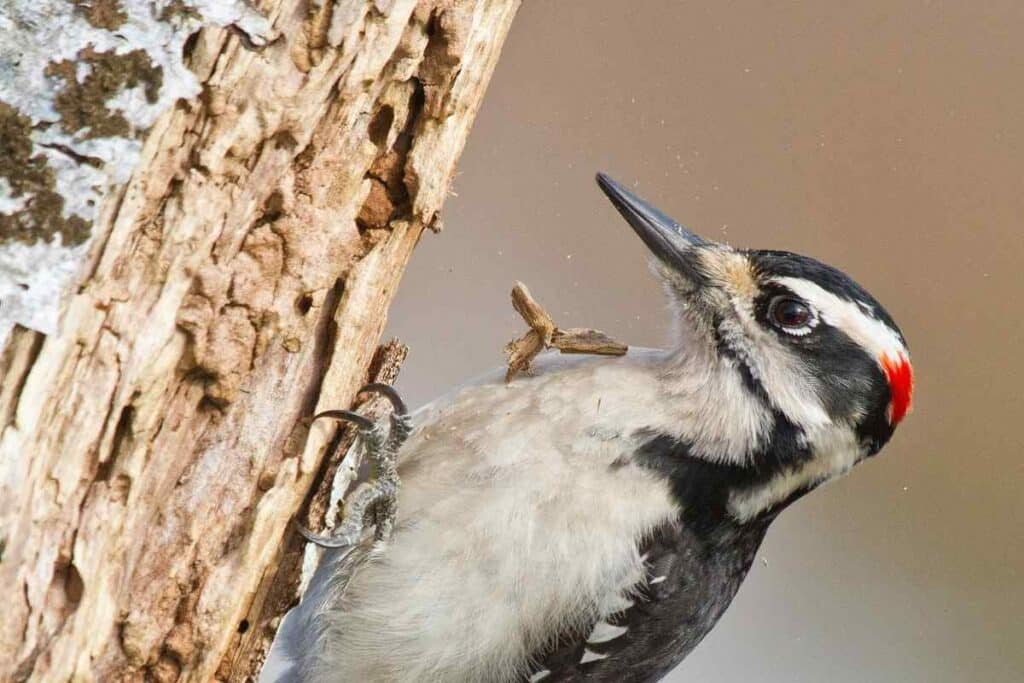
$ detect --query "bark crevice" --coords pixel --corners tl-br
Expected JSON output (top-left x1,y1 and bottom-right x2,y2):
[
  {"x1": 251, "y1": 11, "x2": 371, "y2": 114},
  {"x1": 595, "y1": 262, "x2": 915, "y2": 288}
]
[{"x1": 0, "y1": 1, "x2": 520, "y2": 680}]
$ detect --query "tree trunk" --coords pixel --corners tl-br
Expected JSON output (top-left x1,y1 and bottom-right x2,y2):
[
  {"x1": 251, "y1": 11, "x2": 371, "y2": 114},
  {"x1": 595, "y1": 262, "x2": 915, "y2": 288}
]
[{"x1": 0, "y1": 1, "x2": 518, "y2": 680}]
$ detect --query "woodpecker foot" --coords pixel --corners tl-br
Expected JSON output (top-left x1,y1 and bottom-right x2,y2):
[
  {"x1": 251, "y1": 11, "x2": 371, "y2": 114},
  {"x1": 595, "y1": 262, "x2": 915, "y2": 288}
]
[{"x1": 297, "y1": 383, "x2": 413, "y2": 549}]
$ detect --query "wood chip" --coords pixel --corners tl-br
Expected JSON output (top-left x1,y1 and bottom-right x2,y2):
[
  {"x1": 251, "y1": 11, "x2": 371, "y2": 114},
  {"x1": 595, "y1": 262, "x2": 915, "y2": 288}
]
[{"x1": 504, "y1": 282, "x2": 628, "y2": 381}]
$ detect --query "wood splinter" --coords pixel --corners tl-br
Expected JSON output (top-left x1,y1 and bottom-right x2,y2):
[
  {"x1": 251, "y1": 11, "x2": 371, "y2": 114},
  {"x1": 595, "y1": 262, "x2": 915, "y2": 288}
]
[{"x1": 504, "y1": 281, "x2": 628, "y2": 381}]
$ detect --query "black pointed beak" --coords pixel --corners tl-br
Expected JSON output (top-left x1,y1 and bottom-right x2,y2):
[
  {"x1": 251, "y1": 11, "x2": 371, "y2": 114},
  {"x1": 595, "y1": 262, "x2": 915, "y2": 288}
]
[{"x1": 595, "y1": 173, "x2": 711, "y2": 281}]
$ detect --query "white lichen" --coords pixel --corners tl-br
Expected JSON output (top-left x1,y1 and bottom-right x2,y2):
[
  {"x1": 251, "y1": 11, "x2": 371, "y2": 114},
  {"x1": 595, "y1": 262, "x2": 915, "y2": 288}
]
[
  {"x1": 0, "y1": 179, "x2": 30, "y2": 214},
  {"x1": 0, "y1": 239, "x2": 89, "y2": 341},
  {"x1": 0, "y1": 0, "x2": 273, "y2": 343}
]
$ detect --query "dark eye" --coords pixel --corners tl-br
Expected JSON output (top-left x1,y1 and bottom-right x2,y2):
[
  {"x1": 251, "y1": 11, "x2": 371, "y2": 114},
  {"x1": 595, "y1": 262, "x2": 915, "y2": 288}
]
[{"x1": 769, "y1": 296, "x2": 814, "y2": 330}]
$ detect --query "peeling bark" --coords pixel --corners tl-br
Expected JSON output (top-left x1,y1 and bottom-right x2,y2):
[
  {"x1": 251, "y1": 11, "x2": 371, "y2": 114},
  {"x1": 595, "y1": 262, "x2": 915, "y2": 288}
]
[{"x1": 0, "y1": 1, "x2": 519, "y2": 680}]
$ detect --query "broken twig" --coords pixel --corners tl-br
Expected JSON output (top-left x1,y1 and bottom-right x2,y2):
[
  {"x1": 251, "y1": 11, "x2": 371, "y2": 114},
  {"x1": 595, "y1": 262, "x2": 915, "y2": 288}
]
[{"x1": 504, "y1": 282, "x2": 628, "y2": 381}]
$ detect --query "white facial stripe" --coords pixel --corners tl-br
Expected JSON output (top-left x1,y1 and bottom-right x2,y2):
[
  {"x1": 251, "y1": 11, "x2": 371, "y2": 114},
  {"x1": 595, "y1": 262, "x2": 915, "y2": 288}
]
[
  {"x1": 724, "y1": 296, "x2": 832, "y2": 430},
  {"x1": 728, "y1": 425, "x2": 863, "y2": 522},
  {"x1": 772, "y1": 277, "x2": 907, "y2": 363}
]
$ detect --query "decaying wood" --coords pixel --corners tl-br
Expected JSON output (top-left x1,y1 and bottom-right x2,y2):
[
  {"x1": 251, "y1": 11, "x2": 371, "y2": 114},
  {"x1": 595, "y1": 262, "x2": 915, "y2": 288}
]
[
  {"x1": 218, "y1": 339, "x2": 407, "y2": 681},
  {"x1": 505, "y1": 281, "x2": 628, "y2": 381},
  {"x1": 0, "y1": 2, "x2": 519, "y2": 681},
  {"x1": 303, "y1": 339, "x2": 408, "y2": 540},
  {"x1": 552, "y1": 327, "x2": 631, "y2": 355}
]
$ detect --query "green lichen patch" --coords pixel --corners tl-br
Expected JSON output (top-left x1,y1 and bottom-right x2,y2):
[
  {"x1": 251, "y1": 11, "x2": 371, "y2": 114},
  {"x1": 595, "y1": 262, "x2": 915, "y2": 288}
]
[
  {"x1": 0, "y1": 101, "x2": 91, "y2": 246},
  {"x1": 69, "y1": 0, "x2": 127, "y2": 29},
  {"x1": 45, "y1": 47, "x2": 163, "y2": 140}
]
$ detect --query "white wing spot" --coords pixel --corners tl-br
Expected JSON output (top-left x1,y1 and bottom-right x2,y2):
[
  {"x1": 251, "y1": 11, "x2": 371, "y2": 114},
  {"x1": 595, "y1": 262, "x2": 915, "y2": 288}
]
[
  {"x1": 580, "y1": 648, "x2": 609, "y2": 664},
  {"x1": 587, "y1": 620, "x2": 628, "y2": 644},
  {"x1": 649, "y1": 575, "x2": 667, "y2": 584},
  {"x1": 528, "y1": 670, "x2": 551, "y2": 682}
]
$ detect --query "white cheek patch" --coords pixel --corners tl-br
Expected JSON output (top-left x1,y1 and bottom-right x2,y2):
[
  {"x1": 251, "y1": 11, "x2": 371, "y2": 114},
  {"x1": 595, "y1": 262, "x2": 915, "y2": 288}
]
[
  {"x1": 728, "y1": 425, "x2": 864, "y2": 522},
  {"x1": 771, "y1": 277, "x2": 908, "y2": 364},
  {"x1": 662, "y1": 343, "x2": 775, "y2": 465},
  {"x1": 724, "y1": 295, "x2": 832, "y2": 431}
]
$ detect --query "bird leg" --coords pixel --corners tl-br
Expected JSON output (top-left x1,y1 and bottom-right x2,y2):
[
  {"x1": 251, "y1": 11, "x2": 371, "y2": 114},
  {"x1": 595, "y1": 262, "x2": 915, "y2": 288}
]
[{"x1": 296, "y1": 383, "x2": 412, "y2": 549}]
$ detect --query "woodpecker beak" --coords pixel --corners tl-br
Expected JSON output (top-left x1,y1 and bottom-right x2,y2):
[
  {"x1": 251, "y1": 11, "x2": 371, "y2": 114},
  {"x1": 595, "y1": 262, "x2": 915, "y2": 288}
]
[{"x1": 596, "y1": 173, "x2": 710, "y2": 288}]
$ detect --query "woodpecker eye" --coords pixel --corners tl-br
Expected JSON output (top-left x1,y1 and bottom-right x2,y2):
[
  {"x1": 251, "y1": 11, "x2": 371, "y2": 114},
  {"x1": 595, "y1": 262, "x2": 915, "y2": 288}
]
[{"x1": 768, "y1": 296, "x2": 815, "y2": 332}]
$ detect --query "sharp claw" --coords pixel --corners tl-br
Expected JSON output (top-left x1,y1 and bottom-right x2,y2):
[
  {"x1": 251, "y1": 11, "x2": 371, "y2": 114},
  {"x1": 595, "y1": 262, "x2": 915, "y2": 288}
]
[
  {"x1": 358, "y1": 383, "x2": 408, "y2": 415},
  {"x1": 303, "y1": 385, "x2": 408, "y2": 552},
  {"x1": 295, "y1": 522, "x2": 354, "y2": 549},
  {"x1": 312, "y1": 409, "x2": 376, "y2": 431}
]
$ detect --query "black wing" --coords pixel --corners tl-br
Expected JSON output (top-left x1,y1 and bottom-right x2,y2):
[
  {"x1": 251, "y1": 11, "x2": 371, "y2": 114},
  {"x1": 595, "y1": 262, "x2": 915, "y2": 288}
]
[{"x1": 525, "y1": 520, "x2": 764, "y2": 683}]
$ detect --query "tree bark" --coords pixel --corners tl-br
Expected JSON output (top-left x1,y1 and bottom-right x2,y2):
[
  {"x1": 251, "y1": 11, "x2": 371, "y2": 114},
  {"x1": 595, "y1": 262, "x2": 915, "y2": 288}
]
[{"x1": 0, "y1": 1, "x2": 518, "y2": 680}]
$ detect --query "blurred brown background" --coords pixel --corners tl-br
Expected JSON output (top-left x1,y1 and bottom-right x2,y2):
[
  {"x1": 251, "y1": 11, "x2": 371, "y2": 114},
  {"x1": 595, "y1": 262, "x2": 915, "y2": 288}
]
[{"x1": 385, "y1": 2, "x2": 1024, "y2": 681}]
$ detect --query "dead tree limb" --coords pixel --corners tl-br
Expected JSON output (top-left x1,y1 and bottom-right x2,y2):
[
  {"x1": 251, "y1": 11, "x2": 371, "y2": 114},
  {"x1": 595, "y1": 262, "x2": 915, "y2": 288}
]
[{"x1": 0, "y1": 1, "x2": 519, "y2": 680}]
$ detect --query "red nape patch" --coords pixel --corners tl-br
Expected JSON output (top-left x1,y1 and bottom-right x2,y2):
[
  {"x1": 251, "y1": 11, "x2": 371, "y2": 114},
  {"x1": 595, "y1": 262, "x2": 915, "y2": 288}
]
[{"x1": 880, "y1": 353, "x2": 914, "y2": 425}]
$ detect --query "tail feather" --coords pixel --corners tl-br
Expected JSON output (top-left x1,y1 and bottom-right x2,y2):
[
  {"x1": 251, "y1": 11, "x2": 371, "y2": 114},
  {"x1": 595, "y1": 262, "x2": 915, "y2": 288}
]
[{"x1": 267, "y1": 541, "x2": 374, "y2": 682}]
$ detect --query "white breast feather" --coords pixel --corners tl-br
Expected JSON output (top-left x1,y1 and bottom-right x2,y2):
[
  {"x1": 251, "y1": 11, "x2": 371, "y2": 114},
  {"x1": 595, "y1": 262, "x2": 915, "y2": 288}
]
[{"x1": 299, "y1": 353, "x2": 684, "y2": 682}]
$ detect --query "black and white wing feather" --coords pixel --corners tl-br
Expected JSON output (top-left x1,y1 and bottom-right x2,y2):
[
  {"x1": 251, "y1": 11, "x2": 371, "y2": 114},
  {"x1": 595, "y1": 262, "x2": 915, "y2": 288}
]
[{"x1": 527, "y1": 519, "x2": 764, "y2": 683}]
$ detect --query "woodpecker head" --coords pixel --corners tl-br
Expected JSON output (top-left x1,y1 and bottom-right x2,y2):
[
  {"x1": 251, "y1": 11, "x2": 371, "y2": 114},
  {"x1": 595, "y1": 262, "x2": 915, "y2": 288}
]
[{"x1": 597, "y1": 173, "x2": 913, "y2": 524}]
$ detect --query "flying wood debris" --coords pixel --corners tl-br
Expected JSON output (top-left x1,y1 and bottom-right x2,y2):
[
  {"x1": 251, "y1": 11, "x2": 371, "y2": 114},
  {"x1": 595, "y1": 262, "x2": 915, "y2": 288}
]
[{"x1": 504, "y1": 281, "x2": 628, "y2": 381}]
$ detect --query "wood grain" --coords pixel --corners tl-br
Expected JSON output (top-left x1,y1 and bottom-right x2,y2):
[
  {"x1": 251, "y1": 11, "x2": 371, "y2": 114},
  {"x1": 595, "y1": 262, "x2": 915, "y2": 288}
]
[{"x1": 0, "y1": 1, "x2": 519, "y2": 680}]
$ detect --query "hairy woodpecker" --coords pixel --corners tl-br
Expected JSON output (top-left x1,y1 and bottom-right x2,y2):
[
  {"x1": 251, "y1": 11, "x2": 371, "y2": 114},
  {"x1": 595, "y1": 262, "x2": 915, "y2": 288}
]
[{"x1": 273, "y1": 173, "x2": 914, "y2": 682}]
